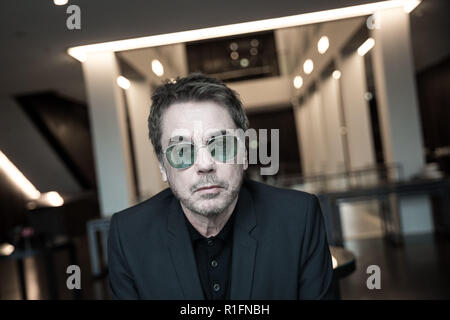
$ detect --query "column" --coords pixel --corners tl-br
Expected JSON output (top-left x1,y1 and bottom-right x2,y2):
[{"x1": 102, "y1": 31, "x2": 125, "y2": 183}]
[
  {"x1": 340, "y1": 52, "x2": 376, "y2": 171},
  {"x1": 82, "y1": 51, "x2": 136, "y2": 217},
  {"x1": 372, "y1": 7, "x2": 433, "y2": 234},
  {"x1": 124, "y1": 80, "x2": 167, "y2": 200}
]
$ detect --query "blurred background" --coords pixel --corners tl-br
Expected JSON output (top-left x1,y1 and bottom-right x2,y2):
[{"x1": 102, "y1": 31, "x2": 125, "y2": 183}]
[{"x1": 0, "y1": 0, "x2": 449, "y2": 300}]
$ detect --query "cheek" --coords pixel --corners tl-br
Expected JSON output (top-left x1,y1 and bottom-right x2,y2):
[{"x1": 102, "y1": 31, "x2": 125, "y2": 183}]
[
  {"x1": 217, "y1": 164, "x2": 243, "y2": 180},
  {"x1": 167, "y1": 168, "x2": 193, "y2": 189}
]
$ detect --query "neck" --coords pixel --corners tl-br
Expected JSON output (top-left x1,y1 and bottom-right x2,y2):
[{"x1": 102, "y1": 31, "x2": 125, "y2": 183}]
[{"x1": 181, "y1": 197, "x2": 238, "y2": 238}]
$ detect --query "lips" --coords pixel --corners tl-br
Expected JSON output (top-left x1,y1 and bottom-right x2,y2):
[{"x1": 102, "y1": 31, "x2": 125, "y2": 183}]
[{"x1": 195, "y1": 185, "x2": 222, "y2": 192}]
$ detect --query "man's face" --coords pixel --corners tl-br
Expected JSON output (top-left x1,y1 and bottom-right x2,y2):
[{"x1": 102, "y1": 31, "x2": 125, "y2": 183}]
[{"x1": 159, "y1": 100, "x2": 247, "y2": 217}]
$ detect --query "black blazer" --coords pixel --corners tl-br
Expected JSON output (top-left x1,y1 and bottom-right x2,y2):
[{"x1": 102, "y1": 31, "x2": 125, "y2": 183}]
[{"x1": 107, "y1": 179, "x2": 336, "y2": 299}]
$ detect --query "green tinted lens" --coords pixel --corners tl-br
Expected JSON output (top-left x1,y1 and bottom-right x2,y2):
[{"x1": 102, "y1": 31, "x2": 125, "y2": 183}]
[
  {"x1": 166, "y1": 143, "x2": 195, "y2": 169},
  {"x1": 207, "y1": 135, "x2": 238, "y2": 162}
]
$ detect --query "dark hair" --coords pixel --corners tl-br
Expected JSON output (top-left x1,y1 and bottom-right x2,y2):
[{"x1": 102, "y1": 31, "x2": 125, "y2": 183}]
[{"x1": 148, "y1": 73, "x2": 249, "y2": 162}]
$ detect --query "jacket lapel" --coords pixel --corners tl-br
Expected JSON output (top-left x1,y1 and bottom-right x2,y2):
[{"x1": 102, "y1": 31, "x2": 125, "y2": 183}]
[
  {"x1": 229, "y1": 183, "x2": 258, "y2": 300},
  {"x1": 167, "y1": 198, "x2": 204, "y2": 299}
]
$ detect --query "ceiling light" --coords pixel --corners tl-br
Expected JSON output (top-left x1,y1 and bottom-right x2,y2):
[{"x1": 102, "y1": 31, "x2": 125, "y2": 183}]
[
  {"x1": 151, "y1": 59, "x2": 164, "y2": 77},
  {"x1": 240, "y1": 58, "x2": 249, "y2": 68},
  {"x1": 41, "y1": 191, "x2": 64, "y2": 207},
  {"x1": 54, "y1": 0, "x2": 68, "y2": 5},
  {"x1": 303, "y1": 59, "x2": 314, "y2": 74},
  {"x1": 230, "y1": 42, "x2": 239, "y2": 51},
  {"x1": 357, "y1": 38, "x2": 375, "y2": 56},
  {"x1": 0, "y1": 243, "x2": 15, "y2": 256},
  {"x1": 250, "y1": 39, "x2": 259, "y2": 47},
  {"x1": 332, "y1": 70, "x2": 341, "y2": 79},
  {"x1": 317, "y1": 36, "x2": 329, "y2": 54},
  {"x1": 293, "y1": 75, "x2": 303, "y2": 89},
  {"x1": 68, "y1": 1, "x2": 420, "y2": 62},
  {"x1": 0, "y1": 150, "x2": 40, "y2": 200},
  {"x1": 116, "y1": 76, "x2": 131, "y2": 90}
]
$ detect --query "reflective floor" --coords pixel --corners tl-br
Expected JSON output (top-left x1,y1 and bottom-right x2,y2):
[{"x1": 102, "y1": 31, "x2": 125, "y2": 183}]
[{"x1": 340, "y1": 233, "x2": 450, "y2": 299}]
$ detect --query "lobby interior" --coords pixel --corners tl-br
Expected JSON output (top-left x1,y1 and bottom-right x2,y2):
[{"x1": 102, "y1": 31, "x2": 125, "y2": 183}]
[{"x1": 0, "y1": 0, "x2": 449, "y2": 299}]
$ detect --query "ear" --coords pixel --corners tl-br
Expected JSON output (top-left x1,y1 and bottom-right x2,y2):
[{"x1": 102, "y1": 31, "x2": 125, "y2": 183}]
[{"x1": 159, "y1": 162, "x2": 168, "y2": 182}]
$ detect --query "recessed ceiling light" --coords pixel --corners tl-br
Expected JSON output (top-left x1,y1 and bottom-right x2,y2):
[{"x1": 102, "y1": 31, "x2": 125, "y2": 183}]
[
  {"x1": 293, "y1": 75, "x2": 303, "y2": 89},
  {"x1": 54, "y1": 0, "x2": 69, "y2": 5},
  {"x1": 303, "y1": 59, "x2": 314, "y2": 74},
  {"x1": 42, "y1": 191, "x2": 65, "y2": 207},
  {"x1": 0, "y1": 243, "x2": 15, "y2": 256},
  {"x1": 317, "y1": 36, "x2": 329, "y2": 54},
  {"x1": 357, "y1": 38, "x2": 375, "y2": 56},
  {"x1": 240, "y1": 58, "x2": 249, "y2": 68},
  {"x1": 116, "y1": 76, "x2": 131, "y2": 89},
  {"x1": 250, "y1": 39, "x2": 259, "y2": 47},
  {"x1": 230, "y1": 42, "x2": 238, "y2": 51},
  {"x1": 151, "y1": 59, "x2": 164, "y2": 77},
  {"x1": 332, "y1": 70, "x2": 341, "y2": 79}
]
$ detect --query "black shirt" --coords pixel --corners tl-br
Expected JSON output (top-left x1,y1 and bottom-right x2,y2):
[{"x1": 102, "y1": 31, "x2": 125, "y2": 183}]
[{"x1": 184, "y1": 212, "x2": 235, "y2": 300}]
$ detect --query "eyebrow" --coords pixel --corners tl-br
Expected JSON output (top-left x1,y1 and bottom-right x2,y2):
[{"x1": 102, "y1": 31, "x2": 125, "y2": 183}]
[
  {"x1": 168, "y1": 135, "x2": 191, "y2": 145},
  {"x1": 206, "y1": 130, "x2": 228, "y2": 140},
  {"x1": 167, "y1": 130, "x2": 228, "y2": 145}
]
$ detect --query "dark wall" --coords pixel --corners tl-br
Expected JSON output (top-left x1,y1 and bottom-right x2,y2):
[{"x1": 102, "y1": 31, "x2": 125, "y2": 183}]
[
  {"x1": 16, "y1": 92, "x2": 97, "y2": 189},
  {"x1": 0, "y1": 91, "x2": 100, "y2": 241},
  {"x1": 0, "y1": 169, "x2": 27, "y2": 241},
  {"x1": 417, "y1": 55, "x2": 450, "y2": 175},
  {"x1": 245, "y1": 106, "x2": 302, "y2": 178}
]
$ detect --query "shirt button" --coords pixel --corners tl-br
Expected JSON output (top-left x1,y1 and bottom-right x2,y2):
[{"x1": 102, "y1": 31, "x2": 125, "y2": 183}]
[
  {"x1": 207, "y1": 239, "x2": 214, "y2": 246},
  {"x1": 213, "y1": 283, "x2": 221, "y2": 292},
  {"x1": 210, "y1": 260, "x2": 218, "y2": 268}
]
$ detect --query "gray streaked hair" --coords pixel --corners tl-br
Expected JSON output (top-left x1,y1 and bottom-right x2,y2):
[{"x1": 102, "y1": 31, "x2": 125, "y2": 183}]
[{"x1": 148, "y1": 73, "x2": 249, "y2": 162}]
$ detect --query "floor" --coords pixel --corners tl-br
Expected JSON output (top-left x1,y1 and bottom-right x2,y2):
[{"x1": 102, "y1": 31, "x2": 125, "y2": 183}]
[
  {"x1": 340, "y1": 233, "x2": 450, "y2": 299},
  {"x1": 0, "y1": 235, "x2": 111, "y2": 300},
  {"x1": 337, "y1": 200, "x2": 450, "y2": 299}
]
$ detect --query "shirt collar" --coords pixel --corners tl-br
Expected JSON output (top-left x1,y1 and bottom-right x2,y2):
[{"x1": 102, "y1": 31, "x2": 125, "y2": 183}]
[{"x1": 183, "y1": 206, "x2": 236, "y2": 243}]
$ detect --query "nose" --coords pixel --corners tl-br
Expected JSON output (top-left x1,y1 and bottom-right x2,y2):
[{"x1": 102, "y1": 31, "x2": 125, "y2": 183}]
[{"x1": 194, "y1": 146, "x2": 215, "y2": 174}]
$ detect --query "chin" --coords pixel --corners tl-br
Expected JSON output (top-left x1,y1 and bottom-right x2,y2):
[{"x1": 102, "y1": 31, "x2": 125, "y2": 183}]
[{"x1": 192, "y1": 199, "x2": 229, "y2": 217}]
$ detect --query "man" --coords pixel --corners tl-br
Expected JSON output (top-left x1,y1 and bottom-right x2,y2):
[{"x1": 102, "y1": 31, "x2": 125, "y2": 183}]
[{"x1": 107, "y1": 73, "x2": 336, "y2": 300}]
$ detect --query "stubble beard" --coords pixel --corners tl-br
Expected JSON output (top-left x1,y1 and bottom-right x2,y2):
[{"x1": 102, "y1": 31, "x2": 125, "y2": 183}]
[{"x1": 169, "y1": 172, "x2": 244, "y2": 218}]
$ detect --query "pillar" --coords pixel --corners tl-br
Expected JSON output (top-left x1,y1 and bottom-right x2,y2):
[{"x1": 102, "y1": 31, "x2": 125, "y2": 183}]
[
  {"x1": 372, "y1": 7, "x2": 433, "y2": 234},
  {"x1": 82, "y1": 51, "x2": 136, "y2": 217}
]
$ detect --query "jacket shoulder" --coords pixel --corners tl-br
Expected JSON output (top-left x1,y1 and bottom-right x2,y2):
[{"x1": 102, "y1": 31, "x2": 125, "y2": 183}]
[
  {"x1": 243, "y1": 179, "x2": 319, "y2": 224},
  {"x1": 244, "y1": 179, "x2": 316, "y2": 204},
  {"x1": 109, "y1": 187, "x2": 173, "y2": 227}
]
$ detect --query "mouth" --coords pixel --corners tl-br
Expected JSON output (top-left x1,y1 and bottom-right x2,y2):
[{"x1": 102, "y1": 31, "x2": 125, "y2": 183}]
[{"x1": 195, "y1": 185, "x2": 223, "y2": 193}]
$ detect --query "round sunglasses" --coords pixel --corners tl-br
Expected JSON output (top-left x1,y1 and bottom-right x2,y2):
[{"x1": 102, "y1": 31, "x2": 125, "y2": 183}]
[{"x1": 163, "y1": 134, "x2": 239, "y2": 169}]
